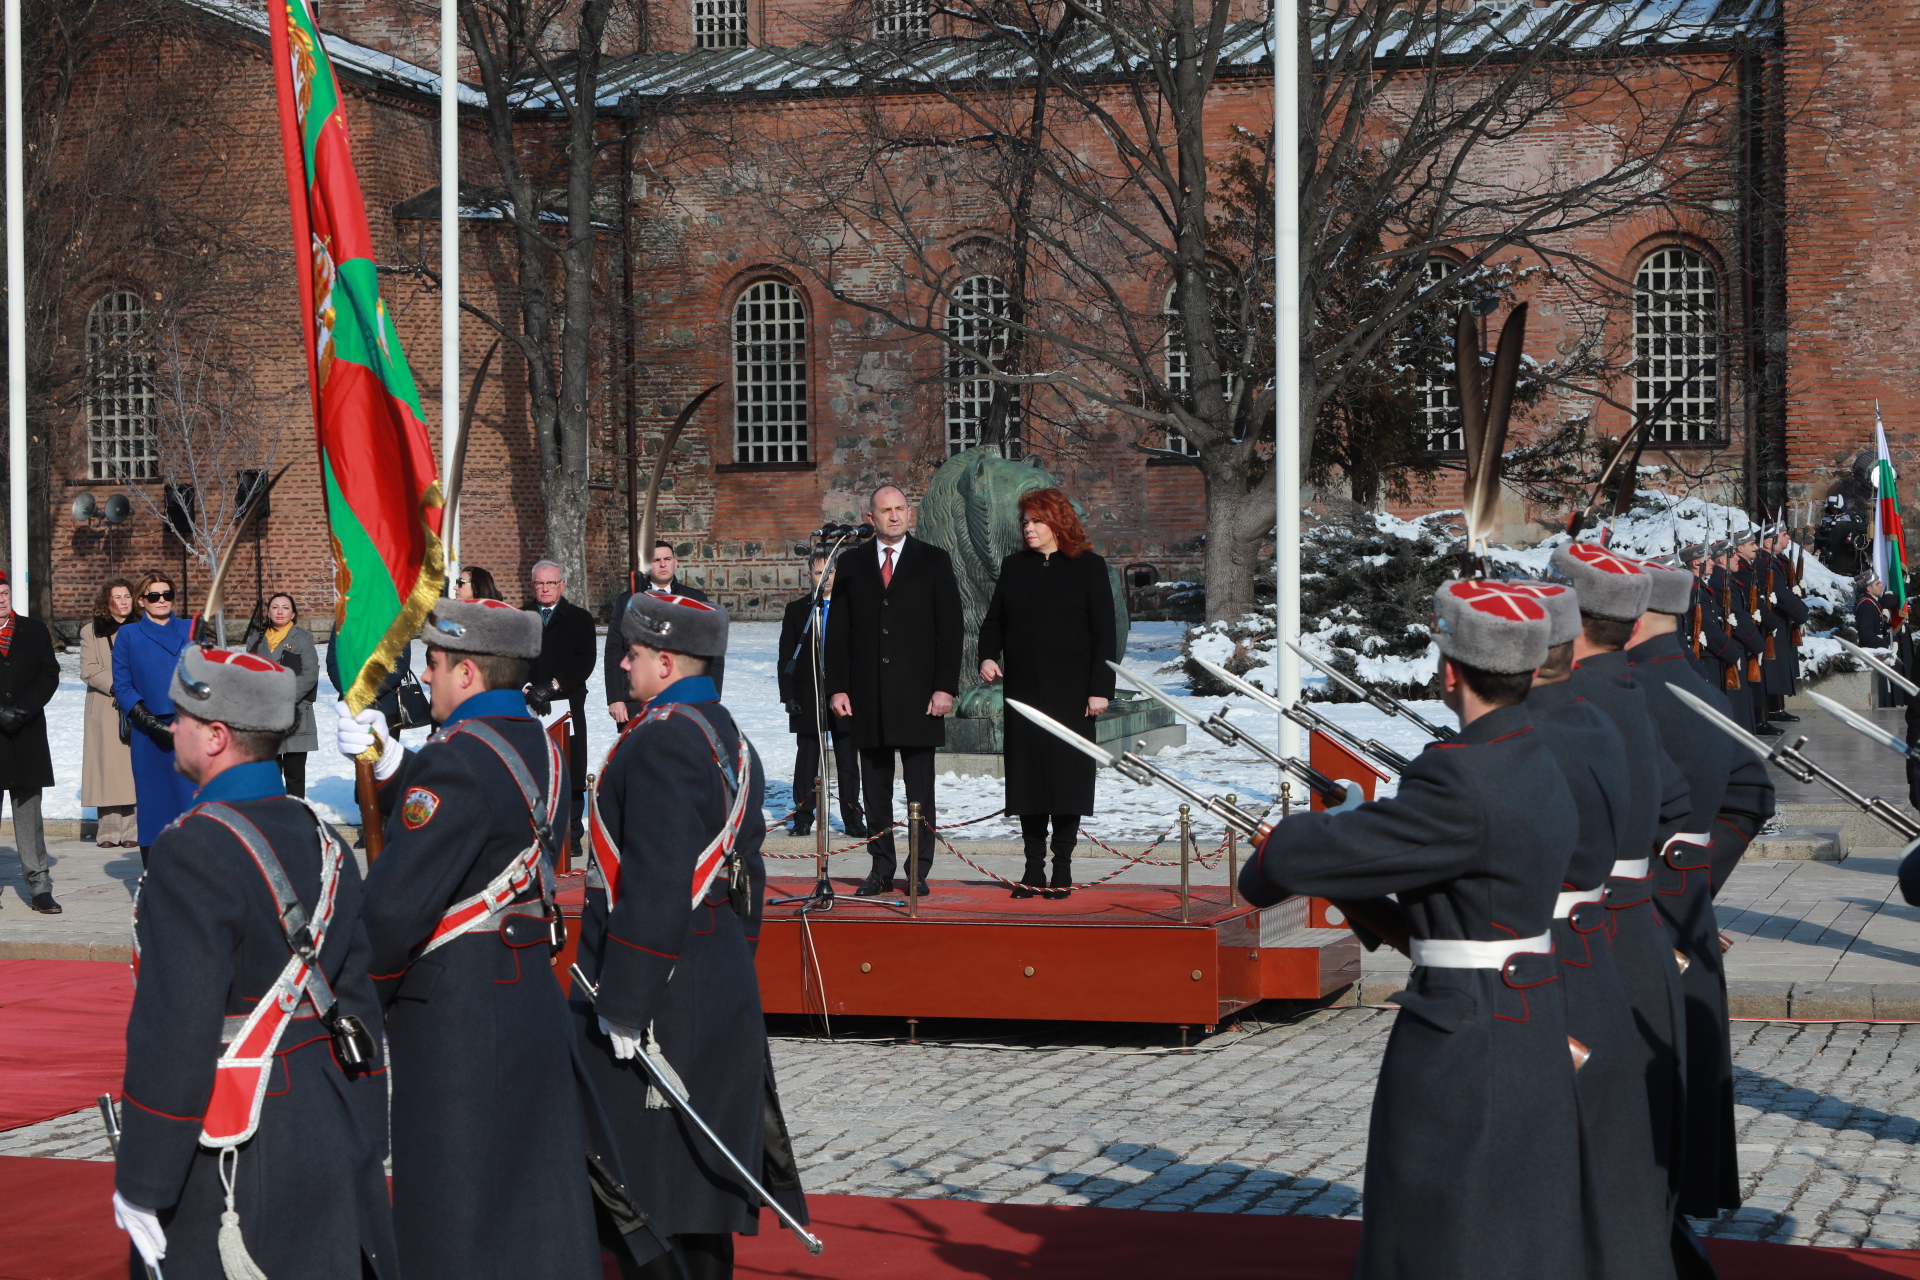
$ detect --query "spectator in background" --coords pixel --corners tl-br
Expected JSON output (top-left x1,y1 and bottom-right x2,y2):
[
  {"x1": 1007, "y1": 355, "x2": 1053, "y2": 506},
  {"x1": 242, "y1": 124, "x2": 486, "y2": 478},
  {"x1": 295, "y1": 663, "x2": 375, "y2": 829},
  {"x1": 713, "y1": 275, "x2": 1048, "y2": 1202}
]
[
  {"x1": 0, "y1": 573, "x2": 62, "y2": 913},
  {"x1": 606, "y1": 541, "x2": 719, "y2": 720},
  {"x1": 526, "y1": 559, "x2": 595, "y2": 840},
  {"x1": 80, "y1": 578, "x2": 139, "y2": 848},
  {"x1": 114, "y1": 571, "x2": 198, "y2": 861},
  {"x1": 455, "y1": 565, "x2": 503, "y2": 601},
  {"x1": 977, "y1": 488, "x2": 1116, "y2": 899},
  {"x1": 778, "y1": 552, "x2": 864, "y2": 838},
  {"x1": 246, "y1": 593, "x2": 320, "y2": 797}
]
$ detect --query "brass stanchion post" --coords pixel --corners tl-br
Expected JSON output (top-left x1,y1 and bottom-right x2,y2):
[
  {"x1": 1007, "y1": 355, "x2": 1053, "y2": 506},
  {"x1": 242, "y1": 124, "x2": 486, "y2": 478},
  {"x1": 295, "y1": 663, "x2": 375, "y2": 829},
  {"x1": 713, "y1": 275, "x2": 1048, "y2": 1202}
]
[
  {"x1": 908, "y1": 800, "x2": 922, "y2": 919},
  {"x1": 1226, "y1": 792, "x2": 1238, "y2": 907},
  {"x1": 1178, "y1": 803, "x2": 1191, "y2": 924},
  {"x1": 1281, "y1": 780, "x2": 1292, "y2": 819}
]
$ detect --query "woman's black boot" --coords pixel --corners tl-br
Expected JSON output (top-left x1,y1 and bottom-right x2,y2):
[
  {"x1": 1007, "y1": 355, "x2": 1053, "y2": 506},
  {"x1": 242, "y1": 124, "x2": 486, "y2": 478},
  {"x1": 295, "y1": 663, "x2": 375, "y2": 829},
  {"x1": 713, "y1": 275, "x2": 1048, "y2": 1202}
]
[
  {"x1": 1045, "y1": 827, "x2": 1076, "y2": 899},
  {"x1": 1012, "y1": 840, "x2": 1047, "y2": 898}
]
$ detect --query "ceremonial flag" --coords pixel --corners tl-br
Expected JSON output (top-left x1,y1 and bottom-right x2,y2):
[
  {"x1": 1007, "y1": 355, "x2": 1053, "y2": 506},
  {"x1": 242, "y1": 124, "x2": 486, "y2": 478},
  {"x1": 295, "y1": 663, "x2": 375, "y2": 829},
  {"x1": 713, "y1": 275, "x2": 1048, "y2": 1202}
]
[
  {"x1": 268, "y1": 0, "x2": 445, "y2": 709},
  {"x1": 1875, "y1": 405, "x2": 1908, "y2": 609}
]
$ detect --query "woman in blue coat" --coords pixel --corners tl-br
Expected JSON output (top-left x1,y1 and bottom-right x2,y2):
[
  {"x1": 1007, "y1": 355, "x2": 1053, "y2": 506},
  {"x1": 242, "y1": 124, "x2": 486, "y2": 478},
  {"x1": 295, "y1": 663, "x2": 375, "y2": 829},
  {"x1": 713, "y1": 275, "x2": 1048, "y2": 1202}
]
[{"x1": 112, "y1": 571, "x2": 198, "y2": 851}]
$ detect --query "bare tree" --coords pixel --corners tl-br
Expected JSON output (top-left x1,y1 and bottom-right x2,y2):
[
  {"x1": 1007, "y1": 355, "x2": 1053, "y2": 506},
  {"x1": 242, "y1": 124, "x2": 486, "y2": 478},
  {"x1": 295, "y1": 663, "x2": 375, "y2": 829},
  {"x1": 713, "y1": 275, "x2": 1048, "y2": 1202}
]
[{"x1": 737, "y1": 0, "x2": 1846, "y2": 620}]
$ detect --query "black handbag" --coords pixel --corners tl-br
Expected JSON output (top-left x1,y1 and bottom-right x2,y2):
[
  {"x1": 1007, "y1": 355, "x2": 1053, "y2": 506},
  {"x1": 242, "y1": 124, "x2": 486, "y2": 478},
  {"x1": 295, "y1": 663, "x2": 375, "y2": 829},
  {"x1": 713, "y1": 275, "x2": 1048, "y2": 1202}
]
[{"x1": 393, "y1": 670, "x2": 432, "y2": 729}]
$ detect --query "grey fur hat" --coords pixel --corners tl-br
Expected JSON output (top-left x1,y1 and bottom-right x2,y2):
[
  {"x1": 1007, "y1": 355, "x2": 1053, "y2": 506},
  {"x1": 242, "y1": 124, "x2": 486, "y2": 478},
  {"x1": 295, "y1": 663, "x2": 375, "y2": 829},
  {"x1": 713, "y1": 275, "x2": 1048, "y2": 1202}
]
[
  {"x1": 1500, "y1": 580, "x2": 1581, "y2": 646},
  {"x1": 418, "y1": 597, "x2": 543, "y2": 659},
  {"x1": 169, "y1": 646, "x2": 297, "y2": 733},
  {"x1": 1432, "y1": 580, "x2": 1551, "y2": 674},
  {"x1": 624, "y1": 592, "x2": 729, "y2": 660},
  {"x1": 1549, "y1": 542, "x2": 1652, "y2": 621},
  {"x1": 1642, "y1": 561, "x2": 1696, "y2": 615}
]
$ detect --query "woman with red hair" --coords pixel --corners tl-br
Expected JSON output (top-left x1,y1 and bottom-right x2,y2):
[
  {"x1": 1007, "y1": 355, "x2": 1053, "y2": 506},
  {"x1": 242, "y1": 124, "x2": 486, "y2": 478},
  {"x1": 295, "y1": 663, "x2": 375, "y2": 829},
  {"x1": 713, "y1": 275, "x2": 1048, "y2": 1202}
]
[{"x1": 978, "y1": 487, "x2": 1118, "y2": 898}]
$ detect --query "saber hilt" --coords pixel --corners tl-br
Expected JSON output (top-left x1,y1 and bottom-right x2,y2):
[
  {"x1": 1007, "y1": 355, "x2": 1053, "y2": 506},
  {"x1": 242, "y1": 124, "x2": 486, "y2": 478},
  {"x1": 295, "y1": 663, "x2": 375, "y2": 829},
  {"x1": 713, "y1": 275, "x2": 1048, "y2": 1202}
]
[
  {"x1": 1280, "y1": 703, "x2": 1410, "y2": 774},
  {"x1": 1287, "y1": 643, "x2": 1456, "y2": 741},
  {"x1": 1768, "y1": 735, "x2": 1920, "y2": 841}
]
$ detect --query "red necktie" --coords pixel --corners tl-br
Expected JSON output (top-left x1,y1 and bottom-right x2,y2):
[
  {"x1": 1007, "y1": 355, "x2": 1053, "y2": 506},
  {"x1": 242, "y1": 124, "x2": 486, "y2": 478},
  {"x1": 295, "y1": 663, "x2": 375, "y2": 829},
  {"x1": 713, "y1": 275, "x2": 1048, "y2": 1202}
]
[{"x1": 882, "y1": 546, "x2": 895, "y2": 588}]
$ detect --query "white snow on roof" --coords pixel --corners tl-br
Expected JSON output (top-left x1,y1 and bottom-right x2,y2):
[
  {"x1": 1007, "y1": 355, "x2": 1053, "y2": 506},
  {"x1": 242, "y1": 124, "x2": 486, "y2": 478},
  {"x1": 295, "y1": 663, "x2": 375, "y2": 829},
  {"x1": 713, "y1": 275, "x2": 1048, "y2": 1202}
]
[{"x1": 184, "y1": 0, "x2": 487, "y2": 106}]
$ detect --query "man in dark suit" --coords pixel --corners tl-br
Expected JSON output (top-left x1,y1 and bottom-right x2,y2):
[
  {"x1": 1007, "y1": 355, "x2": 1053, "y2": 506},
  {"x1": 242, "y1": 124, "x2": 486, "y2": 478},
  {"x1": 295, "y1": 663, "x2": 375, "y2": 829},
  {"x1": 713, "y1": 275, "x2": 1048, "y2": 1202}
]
[
  {"x1": 0, "y1": 573, "x2": 61, "y2": 913},
  {"x1": 826, "y1": 484, "x2": 963, "y2": 896},
  {"x1": 606, "y1": 541, "x2": 719, "y2": 721},
  {"x1": 779, "y1": 553, "x2": 864, "y2": 837},
  {"x1": 526, "y1": 559, "x2": 597, "y2": 840}
]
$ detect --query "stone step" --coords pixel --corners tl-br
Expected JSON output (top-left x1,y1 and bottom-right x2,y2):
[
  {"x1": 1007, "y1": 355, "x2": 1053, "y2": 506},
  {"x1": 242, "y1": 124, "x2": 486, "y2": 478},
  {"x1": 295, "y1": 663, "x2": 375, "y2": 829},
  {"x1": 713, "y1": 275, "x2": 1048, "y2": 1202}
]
[{"x1": 1748, "y1": 826, "x2": 1843, "y2": 861}]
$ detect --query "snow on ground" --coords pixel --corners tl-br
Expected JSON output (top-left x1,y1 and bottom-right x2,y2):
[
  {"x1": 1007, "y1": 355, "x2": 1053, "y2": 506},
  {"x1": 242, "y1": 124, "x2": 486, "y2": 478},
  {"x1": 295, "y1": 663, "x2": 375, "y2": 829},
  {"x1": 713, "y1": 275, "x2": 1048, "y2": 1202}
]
[{"x1": 44, "y1": 622, "x2": 1444, "y2": 846}]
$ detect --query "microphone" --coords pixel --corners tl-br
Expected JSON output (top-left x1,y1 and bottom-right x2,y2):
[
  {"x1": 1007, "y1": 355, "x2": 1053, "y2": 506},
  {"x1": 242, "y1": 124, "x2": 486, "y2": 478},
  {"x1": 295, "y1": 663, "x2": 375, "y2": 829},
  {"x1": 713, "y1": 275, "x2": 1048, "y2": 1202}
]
[{"x1": 813, "y1": 522, "x2": 874, "y2": 540}]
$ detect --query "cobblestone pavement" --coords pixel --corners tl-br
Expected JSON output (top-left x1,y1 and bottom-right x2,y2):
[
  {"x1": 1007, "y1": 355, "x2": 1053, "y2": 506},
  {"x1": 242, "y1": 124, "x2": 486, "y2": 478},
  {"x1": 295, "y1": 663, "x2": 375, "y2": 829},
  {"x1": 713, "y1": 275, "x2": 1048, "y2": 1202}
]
[{"x1": 11, "y1": 1010, "x2": 1920, "y2": 1249}]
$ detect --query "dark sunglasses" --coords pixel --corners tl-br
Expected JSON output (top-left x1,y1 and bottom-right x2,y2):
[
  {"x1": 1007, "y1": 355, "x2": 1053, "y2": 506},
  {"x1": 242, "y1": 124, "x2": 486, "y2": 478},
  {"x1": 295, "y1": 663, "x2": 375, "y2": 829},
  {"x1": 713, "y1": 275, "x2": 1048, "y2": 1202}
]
[
  {"x1": 143, "y1": 591, "x2": 174, "y2": 602},
  {"x1": 456, "y1": 577, "x2": 473, "y2": 586}
]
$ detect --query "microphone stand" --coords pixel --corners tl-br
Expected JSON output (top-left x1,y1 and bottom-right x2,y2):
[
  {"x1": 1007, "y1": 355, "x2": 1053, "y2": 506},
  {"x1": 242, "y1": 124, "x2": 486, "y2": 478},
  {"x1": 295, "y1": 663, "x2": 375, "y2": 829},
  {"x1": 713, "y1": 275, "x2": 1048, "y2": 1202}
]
[{"x1": 804, "y1": 524, "x2": 870, "y2": 910}]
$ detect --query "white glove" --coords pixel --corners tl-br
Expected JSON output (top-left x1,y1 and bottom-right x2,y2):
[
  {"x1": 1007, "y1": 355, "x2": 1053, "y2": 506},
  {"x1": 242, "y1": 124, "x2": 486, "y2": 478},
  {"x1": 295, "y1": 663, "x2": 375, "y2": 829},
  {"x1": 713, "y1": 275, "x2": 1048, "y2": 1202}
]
[
  {"x1": 113, "y1": 1191, "x2": 167, "y2": 1268},
  {"x1": 1328, "y1": 779, "x2": 1367, "y2": 814},
  {"x1": 598, "y1": 1015, "x2": 644, "y2": 1061},
  {"x1": 335, "y1": 703, "x2": 405, "y2": 780}
]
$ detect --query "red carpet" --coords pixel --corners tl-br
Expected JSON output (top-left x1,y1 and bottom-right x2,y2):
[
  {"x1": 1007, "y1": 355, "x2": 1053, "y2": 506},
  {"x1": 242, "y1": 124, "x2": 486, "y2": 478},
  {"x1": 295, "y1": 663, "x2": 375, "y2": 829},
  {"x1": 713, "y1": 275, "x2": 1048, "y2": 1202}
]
[
  {"x1": 0, "y1": 960, "x2": 130, "y2": 1131},
  {"x1": 5, "y1": 1158, "x2": 1918, "y2": 1280}
]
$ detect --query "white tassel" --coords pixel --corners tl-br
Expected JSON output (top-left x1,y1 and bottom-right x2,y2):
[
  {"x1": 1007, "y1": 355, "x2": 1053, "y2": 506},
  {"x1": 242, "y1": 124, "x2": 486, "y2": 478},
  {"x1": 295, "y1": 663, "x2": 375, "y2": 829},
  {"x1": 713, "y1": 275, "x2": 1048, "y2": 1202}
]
[
  {"x1": 642, "y1": 1023, "x2": 688, "y2": 1111},
  {"x1": 217, "y1": 1147, "x2": 270, "y2": 1280}
]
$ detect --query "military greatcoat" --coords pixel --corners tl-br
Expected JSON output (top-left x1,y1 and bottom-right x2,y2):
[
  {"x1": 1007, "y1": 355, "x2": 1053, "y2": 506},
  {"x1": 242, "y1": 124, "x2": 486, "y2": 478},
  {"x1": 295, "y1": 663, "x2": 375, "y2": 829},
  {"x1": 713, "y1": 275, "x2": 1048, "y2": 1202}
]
[
  {"x1": 117, "y1": 762, "x2": 396, "y2": 1279},
  {"x1": 362, "y1": 689, "x2": 662, "y2": 1280},
  {"x1": 1239, "y1": 702, "x2": 1583, "y2": 1280},
  {"x1": 575, "y1": 675, "x2": 810, "y2": 1239}
]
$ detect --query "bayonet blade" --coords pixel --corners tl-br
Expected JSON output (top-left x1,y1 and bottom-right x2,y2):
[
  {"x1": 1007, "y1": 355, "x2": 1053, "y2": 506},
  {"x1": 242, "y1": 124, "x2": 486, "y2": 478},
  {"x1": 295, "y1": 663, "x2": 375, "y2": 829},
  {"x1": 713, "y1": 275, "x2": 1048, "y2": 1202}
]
[
  {"x1": 1811, "y1": 691, "x2": 1911, "y2": 757},
  {"x1": 1666, "y1": 683, "x2": 1779, "y2": 766},
  {"x1": 1191, "y1": 653, "x2": 1288, "y2": 715},
  {"x1": 1006, "y1": 699, "x2": 1123, "y2": 770},
  {"x1": 1285, "y1": 643, "x2": 1377, "y2": 705},
  {"x1": 1107, "y1": 661, "x2": 1212, "y2": 731},
  {"x1": 1838, "y1": 636, "x2": 1920, "y2": 697}
]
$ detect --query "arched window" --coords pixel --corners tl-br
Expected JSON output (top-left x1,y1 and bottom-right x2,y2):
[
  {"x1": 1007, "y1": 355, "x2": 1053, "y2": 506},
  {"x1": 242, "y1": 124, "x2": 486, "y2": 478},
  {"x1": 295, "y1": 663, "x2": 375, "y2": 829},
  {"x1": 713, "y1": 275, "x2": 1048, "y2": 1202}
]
[
  {"x1": 692, "y1": 0, "x2": 747, "y2": 48},
  {"x1": 733, "y1": 281, "x2": 808, "y2": 464},
  {"x1": 872, "y1": 0, "x2": 930, "y2": 39},
  {"x1": 1634, "y1": 247, "x2": 1720, "y2": 444},
  {"x1": 86, "y1": 291, "x2": 157, "y2": 481},
  {"x1": 945, "y1": 274, "x2": 1017, "y2": 456},
  {"x1": 1413, "y1": 258, "x2": 1462, "y2": 453}
]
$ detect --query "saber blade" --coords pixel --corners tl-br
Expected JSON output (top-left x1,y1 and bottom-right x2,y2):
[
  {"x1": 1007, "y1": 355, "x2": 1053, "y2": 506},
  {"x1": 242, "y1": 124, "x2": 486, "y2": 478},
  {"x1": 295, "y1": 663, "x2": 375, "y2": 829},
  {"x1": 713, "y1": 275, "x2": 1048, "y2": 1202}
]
[
  {"x1": 1839, "y1": 636, "x2": 1920, "y2": 697},
  {"x1": 1286, "y1": 643, "x2": 1377, "y2": 705},
  {"x1": 1810, "y1": 692, "x2": 1911, "y2": 757},
  {"x1": 1006, "y1": 699, "x2": 1123, "y2": 768},
  {"x1": 1107, "y1": 662, "x2": 1213, "y2": 730},
  {"x1": 1190, "y1": 654, "x2": 1288, "y2": 715},
  {"x1": 1665, "y1": 683, "x2": 1780, "y2": 765}
]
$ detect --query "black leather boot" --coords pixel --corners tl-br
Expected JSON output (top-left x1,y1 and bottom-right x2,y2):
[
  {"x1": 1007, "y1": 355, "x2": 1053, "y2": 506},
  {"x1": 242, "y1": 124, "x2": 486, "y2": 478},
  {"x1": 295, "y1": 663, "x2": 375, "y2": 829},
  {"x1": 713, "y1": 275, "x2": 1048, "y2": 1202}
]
[
  {"x1": 1045, "y1": 850, "x2": 1074, "y2": 900},
  {"x1": 1012, "y1": 840, "x2": 1047, "y2": 899}
]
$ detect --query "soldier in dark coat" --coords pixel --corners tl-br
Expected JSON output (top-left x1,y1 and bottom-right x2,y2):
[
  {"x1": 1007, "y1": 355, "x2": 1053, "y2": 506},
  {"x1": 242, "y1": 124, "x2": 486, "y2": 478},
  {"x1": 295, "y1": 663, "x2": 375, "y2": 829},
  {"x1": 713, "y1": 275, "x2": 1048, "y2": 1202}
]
[
  {"x1": 115, "y1": 645, "x2": 395, "y2": 1279},
  {"x1": 1628, "y1": 565, "x2": 1778, "y2": 1221},
  {"x1": 1239, "y1": 580, "x2": 1582, "y2": 1280},
  {"x1": 1708, "y1": 547, "x2": 1765, "y2": 732},
  {"x1": 824, "y1": 484, "x2": 964, "y2": 895},
  {"x1": 977, "y1": 487, "x2": 1117, "y2": 898},
  {"x1": 1759, "y1": 527, "x2": 1810, "y2": 720},
  {"x1": 1507, "y1": 578, "x2": 1677, "y2": 1279},
  {"x1": 777, "y1": 553, "x2": 863, "y2": 837},
  {"x1": 338, "y1": 596, "x2": 663, "y2": 1280},
  {"x1": 579, "y1": 592, "x2": 808, "y2": 1280}
]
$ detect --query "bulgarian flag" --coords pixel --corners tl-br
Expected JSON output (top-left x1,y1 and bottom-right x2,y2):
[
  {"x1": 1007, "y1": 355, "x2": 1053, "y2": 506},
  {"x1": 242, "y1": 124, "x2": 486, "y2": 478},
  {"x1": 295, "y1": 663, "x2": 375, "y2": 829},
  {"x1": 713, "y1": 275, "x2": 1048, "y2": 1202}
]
[
  {"x1": 1875, "y1": 405, "x2": 1908, "y2": 609},
  {"x1": 268, "y1": 0, "x2": 445, "y2": 710}
]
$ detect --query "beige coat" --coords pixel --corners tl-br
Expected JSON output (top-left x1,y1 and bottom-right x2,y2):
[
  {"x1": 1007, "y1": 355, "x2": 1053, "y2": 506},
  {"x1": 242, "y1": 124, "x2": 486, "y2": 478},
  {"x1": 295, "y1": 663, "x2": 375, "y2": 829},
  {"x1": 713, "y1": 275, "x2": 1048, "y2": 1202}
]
[{"x1": 79, "y1": 621, "x2": 137, "y2": 807}]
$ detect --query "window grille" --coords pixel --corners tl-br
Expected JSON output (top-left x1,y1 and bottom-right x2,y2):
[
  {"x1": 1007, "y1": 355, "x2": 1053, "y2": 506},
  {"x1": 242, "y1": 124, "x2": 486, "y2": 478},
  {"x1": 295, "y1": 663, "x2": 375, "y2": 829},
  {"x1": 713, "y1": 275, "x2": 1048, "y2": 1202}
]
[
  {"x1": 1411, "y1": 259, "x2": 1463, "y2": 453},
  {"x1": 733, "y1": 281, "x2": 808, "y2": 463},
  {"x1": 86, "y1": 291, "x2": 157, "y2": 481},
  {"x1": 872, "y1": 0, "x2": 931, "y2": 40},
  {"x1": 1634, "y1": 248, "x2": 1720, "y2": 444},
  {"x1": 946, "y1": 275, "x2": 1017, "y2": 456},
  {"x1": 1163, "y1": 285, "x2": 1242, "y2": 457},
  {"x1": 692, "y1": 0, "x2": 747, "y2": 48}
]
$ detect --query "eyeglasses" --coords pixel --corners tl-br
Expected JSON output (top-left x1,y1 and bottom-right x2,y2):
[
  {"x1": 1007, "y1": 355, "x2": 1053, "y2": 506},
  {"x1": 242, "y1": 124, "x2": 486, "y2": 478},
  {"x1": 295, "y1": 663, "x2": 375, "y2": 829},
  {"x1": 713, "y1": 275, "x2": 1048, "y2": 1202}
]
[
  {"x1": 143, "y1": 591, "x2": 174, "y2": 603},
  {"x1": 533, "y1": 580, "x2": 563, "y2": 588}
]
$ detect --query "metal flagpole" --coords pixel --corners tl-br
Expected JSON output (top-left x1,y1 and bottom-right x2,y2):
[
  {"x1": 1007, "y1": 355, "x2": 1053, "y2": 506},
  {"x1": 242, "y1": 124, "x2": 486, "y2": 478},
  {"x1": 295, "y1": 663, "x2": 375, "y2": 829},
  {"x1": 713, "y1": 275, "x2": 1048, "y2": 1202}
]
[
  {"x1": 6, "y1": 0, "x2": 25, "y2": 599},
  {"x1": 1273, "y1": 0, "x2": 1301, "y2": 760},
  {"x1": 440, "y1": 0, "x2": 460, "y2": 592}
]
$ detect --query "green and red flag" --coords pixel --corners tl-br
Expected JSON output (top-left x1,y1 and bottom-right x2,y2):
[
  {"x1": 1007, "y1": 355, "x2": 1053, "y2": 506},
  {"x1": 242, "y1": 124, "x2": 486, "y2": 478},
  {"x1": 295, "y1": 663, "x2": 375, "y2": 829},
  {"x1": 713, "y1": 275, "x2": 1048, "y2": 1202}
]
[
  {"x1": 269, "y1": 0, "x2": 444, "y2": 711},
  {"x1": 1875, "y1": 407, "x2": 1908, "y2": 609}
]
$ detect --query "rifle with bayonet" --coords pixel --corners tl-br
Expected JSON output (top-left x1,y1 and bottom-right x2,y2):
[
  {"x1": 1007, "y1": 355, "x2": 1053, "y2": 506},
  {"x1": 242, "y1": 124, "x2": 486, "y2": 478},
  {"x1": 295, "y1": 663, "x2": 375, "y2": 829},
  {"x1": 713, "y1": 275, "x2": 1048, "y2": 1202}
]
[
  {"x1": 1285, "y1": 642, "x2": 1456, "y2": 742},
  {"x1": 1188, "y1": 655, "x2": 1410, "y2": 774},
  {"x1": 1668, "y1": 684, "x2": 1920, "y2": 842},
  {"x1": 1104, "y1": 662, "x2": 1353, "y2": 806},
  {"x1": 1838, "y1": 636, "x2": 1920, "y2": 698}
]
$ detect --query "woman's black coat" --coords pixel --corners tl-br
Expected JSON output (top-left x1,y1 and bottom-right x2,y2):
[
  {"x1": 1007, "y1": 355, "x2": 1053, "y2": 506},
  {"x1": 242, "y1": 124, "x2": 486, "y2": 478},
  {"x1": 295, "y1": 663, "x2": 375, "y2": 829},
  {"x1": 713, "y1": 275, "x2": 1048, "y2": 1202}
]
[
  {"x1": 978, "y1": 549, "x2": 1117, "y2": 815},
  {"x1": 0, "y1": 613, "x2": 58, "y2": 789}
]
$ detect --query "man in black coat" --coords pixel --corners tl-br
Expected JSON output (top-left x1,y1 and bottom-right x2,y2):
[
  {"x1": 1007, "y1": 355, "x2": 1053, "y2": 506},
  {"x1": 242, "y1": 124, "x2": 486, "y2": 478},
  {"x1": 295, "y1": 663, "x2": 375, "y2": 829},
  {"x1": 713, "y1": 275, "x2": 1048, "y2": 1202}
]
[
  {"x1": 778, "y1": 553, "x2": 864, "y2": 837},
  {"x1": 115, "y1": 645, "x2": 395, "y2": 1277},
  {"x1": 607, "y1": 542, "x2": 721, "y2": 720},
  {"x1": 825, "y1": 485, "x2": 964, "y2": 896},
  {"x1": 527, "y1": 558, "x2": 598, "y2": 842},
  {"x1": 0, "y1": 575, "x2": 59, "y2": 913},
  {"x1": 1240, "y1": 579, "x2": 1582, "y2": 1279},
  {"x1": 338, "y1": 597, "x2": 664, "y2": 1280},
  {"x1": 578, "y1": 591, "x2": 808, "y2": 1280}
]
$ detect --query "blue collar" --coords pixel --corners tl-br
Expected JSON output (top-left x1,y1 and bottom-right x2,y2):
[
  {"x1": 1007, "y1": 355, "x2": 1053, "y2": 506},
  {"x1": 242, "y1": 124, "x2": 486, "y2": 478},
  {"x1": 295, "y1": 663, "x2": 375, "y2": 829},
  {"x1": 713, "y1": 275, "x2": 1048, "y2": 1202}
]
[
  {"x1": 645, "y1": 675, "x2": 717, "y2": 711},
  {"x1": 442, "y1": 687, "x2": 532, "y2": 729},
  {"x1": 194, "y1": 759, "x2": 287, "y2": 805}
]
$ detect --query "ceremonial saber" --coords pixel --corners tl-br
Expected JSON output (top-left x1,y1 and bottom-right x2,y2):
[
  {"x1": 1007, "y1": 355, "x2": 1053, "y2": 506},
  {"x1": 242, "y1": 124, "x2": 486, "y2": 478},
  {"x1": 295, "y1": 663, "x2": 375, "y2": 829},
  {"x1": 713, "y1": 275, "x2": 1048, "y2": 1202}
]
[
  {"x1": 1006, "y1": 699, "x2": 1269, "y2": 839},
  {"x1": 97, "y1": 1095, "x2": 165, "y2": 1280},
  {"x1": 568, "y1": 965, "x2": 824, "y2": 1256},
  {"x1": 1667, "y1": 685, "x2": 1920, "y2": 842},
  {"x1": 1286, "y1": 643, "x2": 1458, "y2": 741},
  {"x1": 1810, "y1": 691, "x2": 1913, "y2": 757},
  {"x1": 1189, "y1": 656, "x2": 1411, "y2": 774},
  {"x1": 1838, "y1": 636, "x2": 1920, "y2": 697}
]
